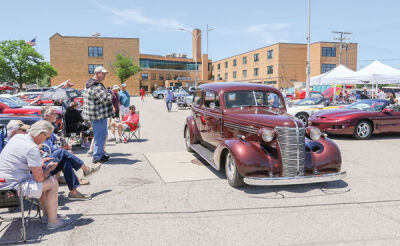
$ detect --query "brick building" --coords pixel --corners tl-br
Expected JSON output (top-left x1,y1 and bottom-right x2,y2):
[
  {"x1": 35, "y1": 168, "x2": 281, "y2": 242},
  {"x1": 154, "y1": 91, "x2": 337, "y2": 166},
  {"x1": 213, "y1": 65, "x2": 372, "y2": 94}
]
[
  {"x1": 49, "y1": 30, "x2": 211, "y2": 95},
  {"x1": 212, "y1": 42, "x2": 357, "y2": 89},
  {"x1": 50, "y1": 33, "x2": 140, "y2": 94}
]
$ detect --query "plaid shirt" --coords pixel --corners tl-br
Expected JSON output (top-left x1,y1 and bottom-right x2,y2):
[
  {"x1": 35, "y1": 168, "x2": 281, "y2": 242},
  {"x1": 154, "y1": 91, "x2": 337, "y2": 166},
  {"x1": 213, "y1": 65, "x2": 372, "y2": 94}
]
[{"x1": 82, "y1": 79, "x2": 113, "y2": 121}]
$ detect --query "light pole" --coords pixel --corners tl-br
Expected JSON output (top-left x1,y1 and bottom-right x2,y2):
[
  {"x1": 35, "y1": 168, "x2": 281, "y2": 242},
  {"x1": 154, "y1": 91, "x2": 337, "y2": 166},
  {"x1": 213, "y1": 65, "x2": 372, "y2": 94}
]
[
  {"x1": 179, "y1": 27, "x2": 213, "y2": 88},
  {"x1": 305, "y1": 0, "x2": 311, "y2": 98}
]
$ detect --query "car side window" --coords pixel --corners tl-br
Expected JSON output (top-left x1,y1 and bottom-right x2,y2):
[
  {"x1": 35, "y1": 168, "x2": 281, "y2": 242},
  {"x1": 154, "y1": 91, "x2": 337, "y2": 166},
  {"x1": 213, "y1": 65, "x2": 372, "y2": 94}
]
[
  {"x1": 204, "y1": 91, "x2": 220, "y2": 109},
  {"x1": 193, "y1": 90, "x2": 202, "y2": 106},
  {"x1": 204, "y1": 92, "x2": 215, "y2": 108}
]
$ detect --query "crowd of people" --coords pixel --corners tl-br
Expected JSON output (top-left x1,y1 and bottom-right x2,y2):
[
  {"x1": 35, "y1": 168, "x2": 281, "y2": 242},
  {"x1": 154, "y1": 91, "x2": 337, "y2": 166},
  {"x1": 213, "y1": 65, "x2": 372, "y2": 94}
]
[{"x1": 0, "y1": 66, "x2": 140, "y2": 230}]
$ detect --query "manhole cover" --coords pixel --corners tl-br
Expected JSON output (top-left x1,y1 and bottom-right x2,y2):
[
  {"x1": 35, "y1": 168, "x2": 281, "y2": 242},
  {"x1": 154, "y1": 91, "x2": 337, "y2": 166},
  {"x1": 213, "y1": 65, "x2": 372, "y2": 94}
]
[{"x1": 191, "y1": 159, "x2": 205, "y2": 166}]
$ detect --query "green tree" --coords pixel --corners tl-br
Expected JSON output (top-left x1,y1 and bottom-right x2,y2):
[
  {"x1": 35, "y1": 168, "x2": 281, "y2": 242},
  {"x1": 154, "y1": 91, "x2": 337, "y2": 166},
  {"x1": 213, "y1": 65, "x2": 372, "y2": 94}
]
[
  {"x1": 0, "y1": 40, "x2": 57, "y2": 88},
  {"x1": 113, "y1": 53, "x2": 141, "y2": 83}
]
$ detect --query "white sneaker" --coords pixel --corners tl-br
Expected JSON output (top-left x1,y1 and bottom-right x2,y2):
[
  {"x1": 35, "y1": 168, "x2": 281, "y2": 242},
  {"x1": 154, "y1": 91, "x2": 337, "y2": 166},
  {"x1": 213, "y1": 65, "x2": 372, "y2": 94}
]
[
  {"x1": 87, "y1": 151, "x2": 93, "y2": 156},
  {"x1": 47, "y1": 218, "x2": 68, "y2": 230}
]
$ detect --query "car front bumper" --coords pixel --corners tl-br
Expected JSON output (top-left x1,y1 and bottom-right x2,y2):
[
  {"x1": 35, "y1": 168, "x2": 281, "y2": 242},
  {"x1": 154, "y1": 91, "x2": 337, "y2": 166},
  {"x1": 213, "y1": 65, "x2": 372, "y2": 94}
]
[{"x1": 244, "y1": 171, "x2": 346, "y2": 186}]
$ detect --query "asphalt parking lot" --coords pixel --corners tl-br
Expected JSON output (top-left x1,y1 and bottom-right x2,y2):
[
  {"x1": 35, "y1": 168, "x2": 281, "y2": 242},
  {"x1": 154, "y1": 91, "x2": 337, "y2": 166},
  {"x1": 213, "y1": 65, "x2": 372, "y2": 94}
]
[{"x1": 1, "y1": 96, "x2": 400, "y2": 245}]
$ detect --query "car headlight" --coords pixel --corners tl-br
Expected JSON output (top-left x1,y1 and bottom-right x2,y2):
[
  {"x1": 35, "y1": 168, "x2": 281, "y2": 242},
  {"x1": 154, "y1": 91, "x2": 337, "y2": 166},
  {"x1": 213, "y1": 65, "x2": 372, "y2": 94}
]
[
  {"x1": 308, "y1": 127, "x2": 321, "y2": 140},
  {"x1": 261, "y1": 129, "x2": 275, "y2": 142}
]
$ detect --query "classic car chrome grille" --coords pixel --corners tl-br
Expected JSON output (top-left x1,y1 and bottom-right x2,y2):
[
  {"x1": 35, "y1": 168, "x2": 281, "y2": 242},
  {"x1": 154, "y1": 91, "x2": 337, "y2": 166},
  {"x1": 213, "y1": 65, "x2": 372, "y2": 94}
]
[
  {"x1": 224, "y1": 122, "x2": 258, "y2": 134},
  {"x1": 276, "y1": 126, "x2": 306, "y2": 177}
]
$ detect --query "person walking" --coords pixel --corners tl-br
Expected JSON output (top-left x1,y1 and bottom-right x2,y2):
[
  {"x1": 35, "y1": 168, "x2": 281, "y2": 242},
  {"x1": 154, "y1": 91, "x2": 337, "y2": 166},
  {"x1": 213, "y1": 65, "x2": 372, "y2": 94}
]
[
  {"x1": 165, "y1": 87, "x2": 174, "y2": 112},
  {"x1": 140, "y1": 87, "x2": 145, "y2": 101},
  {"x1": 82, "y1": 66, "x2": 113, "y2": 163},
  {"x1": 119, "y1": 83, "x2": 130, "y2": 121},
  {"x1": 360, "y1": 87, "x2": 370, "y2": 100}
]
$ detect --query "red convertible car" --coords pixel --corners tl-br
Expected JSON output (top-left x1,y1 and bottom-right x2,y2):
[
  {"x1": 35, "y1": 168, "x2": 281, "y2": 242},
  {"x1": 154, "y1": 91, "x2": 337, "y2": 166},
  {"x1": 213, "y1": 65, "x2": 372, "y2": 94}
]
[
  {"x1": 0, "y1": 97, "x2": 41, "y2": 115},
  {"x1": 309, "y1": 99, "x2": 400, "y2": 140},
  {"x1": 184, "y1": 82, "x2": 346, "y2": 187}
]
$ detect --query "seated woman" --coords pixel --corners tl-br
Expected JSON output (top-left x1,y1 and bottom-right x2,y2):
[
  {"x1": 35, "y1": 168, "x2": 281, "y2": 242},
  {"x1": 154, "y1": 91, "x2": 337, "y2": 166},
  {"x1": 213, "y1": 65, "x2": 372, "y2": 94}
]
[
  {"x1": 64, "y1": 102, "x2": 89, "y2": 147},
  {"x1": 0, "y1": 120, "x2": 66, "y2": 230},
  {"x1": 110, "y1": 105, "x2": 139, "y2": 143}
]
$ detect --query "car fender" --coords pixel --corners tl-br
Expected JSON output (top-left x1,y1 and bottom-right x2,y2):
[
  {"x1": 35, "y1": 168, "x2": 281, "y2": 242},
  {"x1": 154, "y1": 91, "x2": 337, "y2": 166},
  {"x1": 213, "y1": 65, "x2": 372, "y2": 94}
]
[
  {"x1": 185, "y1": 115, "x2": 200, "y2": 144},
  {"x1": 307, "y1": 137, "x2": 342, "y2": 172},
  {"x1": 214, "y1": 139, "x2": 277, "y2": 176}
]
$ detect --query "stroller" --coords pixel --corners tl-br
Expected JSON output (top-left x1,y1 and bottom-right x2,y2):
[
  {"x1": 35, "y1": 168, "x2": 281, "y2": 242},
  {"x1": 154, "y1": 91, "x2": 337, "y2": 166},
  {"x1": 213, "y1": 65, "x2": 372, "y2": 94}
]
[{"x1": 177, "y1": 95, "x2": 192, "y2": 109}]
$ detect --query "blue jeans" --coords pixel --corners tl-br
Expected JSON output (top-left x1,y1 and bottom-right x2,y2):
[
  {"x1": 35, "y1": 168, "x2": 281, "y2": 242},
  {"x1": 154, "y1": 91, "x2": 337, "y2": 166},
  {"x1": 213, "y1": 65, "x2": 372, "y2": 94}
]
[
  {"x1": 91, "y1": 118, "x2": 108, "y2": 160},
  {"x1": 166, "y1": 101, "x2": 172, "y2": 112},
  {"x1": 50, "y1": 149, "x2": 83, "y2": 191}
]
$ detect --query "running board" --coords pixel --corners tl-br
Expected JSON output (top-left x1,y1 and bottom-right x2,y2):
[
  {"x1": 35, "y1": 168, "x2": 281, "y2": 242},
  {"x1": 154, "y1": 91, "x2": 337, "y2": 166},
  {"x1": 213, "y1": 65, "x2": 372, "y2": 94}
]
[{"x1": 190, "y1": 144, "x2": 218, "y2": 169}]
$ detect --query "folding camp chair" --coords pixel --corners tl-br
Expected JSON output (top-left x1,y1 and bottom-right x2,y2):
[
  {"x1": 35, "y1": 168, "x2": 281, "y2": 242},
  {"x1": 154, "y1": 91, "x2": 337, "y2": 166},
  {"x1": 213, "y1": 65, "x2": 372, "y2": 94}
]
[
  {"x1": 120, "y1": 111, "x2": 141, "y2": 143},
  {"x1": 0, "y1": 178, "x2": 42, "y2": 244},
  {"x1": 121, "y1": 123, "x2": 141, "y2": 143}
]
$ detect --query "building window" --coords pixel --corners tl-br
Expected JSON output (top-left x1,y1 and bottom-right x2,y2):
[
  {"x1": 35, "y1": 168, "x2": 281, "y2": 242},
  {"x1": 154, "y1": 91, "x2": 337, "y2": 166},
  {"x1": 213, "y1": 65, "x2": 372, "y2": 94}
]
[
  {"x1": 151, "y1": 73, "x2": 156, "y2": 80},
  {"x1": 243, "y1": 56, "x2": 247, "y2": 65},
  {"x1": 264, "y1": 81, "x2": 277, "y2": 85},
  {"x1": 224, "y1": 73, "x2": 228, "y2": 80},
  {"x1": 217, "y1": 74, "x2": 221, "y2": 80},
  {"x1": 233, "y1": 71, "x2": 237, "y2": 79},
  {"x1": 242, "y1": 70, "x2": 247, "y2": 78},
  {"x1": 159, "y1": 75, "x2": 164, "y2": 80},
  {"x1": 88, "y1": 64, "x2": 103, "y2": 74},
  {"x1": 141, "y1": 73, "x2": 149, "y2": 80},
  {"x1": 217, "y1": 64, "x2": 221, "y2": 70},
  {"x1": 321, "y1": 64, "x2": 336, "y2": 73},
  {"x1": 212, "y1": 65, "x2": 214, "y2": 71},
  {"x1": 254, "y1": 53, "x2": 259, "y2": 62},
  {"x1": 233, "y1": 59, "x2": 237, "y2": 67},
  {"x1": 88, "y1": 46, "x2": 103, "y2": 57},
  {"x1": 166, "y1": 74, "x2": 172, "y2": 80},
  {"x1": 322, "y1": 47, "x2": 336, "y2": 57},
  {"x1": 225, "y1": 61, "x2": 228, "y2": 68},
  {"x1": 267, "y1": 50, "x2": 273, "y2": 59},
  {"x1": 254, "y1": 68, "x2": 259, "y2": 76},
  {"x1": 267, "y1": 65, "x2": 273, "y2": 74}
]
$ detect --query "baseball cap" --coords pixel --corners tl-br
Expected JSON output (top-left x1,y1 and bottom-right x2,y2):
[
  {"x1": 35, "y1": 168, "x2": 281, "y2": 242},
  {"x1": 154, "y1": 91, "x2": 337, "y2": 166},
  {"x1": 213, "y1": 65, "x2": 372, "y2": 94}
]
[
  {"x1": 7, "y1": 120, "x2": 30, "y2": 133},
  {"x1": 112, "y1": 85, "x2": 120, "y2": 90},
  {"x1": 94, "y1": 66, "x2": 108, "y2": 73},
  {"x1": 121, "y1": 83, "x2": 127, "y2": 87}
]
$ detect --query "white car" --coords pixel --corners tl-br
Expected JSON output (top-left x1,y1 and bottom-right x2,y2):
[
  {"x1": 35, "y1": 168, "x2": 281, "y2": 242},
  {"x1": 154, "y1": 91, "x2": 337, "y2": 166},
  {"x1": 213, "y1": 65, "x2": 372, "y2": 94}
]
[{"x1": 287, "y1": 97, "x2": 345, "y2": 126}]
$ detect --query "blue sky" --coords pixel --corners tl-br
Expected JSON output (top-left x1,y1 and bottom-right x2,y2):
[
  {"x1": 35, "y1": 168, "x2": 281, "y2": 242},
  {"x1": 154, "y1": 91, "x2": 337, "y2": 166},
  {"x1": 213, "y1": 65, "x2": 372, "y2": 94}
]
[{"x1": 1, "y1": 0, "x2": 400, "y2": 70}]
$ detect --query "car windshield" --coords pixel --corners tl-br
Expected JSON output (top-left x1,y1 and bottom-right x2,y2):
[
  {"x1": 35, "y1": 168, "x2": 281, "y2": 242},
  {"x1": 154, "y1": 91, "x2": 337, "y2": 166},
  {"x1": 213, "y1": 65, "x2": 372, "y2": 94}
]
[
  {"x1": 346, "y1": 99, "x2": 388, "y2": 111},
  {"x1": 224, "y1": 90, "x2": 283, "y2": 109},
  {"x1": 294, "y1": 97, "x2": 324, "y2": 106},
  {"x1": 9, "y1": 96, "x2": 29, "y2": 106},
  {"x1": 0, "y1": 97, "x2": 22, "y2": 108}
]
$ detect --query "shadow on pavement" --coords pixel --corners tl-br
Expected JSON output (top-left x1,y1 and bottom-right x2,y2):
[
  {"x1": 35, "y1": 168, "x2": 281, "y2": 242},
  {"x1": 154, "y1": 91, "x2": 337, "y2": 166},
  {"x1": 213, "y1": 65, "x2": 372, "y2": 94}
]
[
  {"x1": 240, "y1": 179, "x2": 349, "y2": 198},
  {"x1": 104, "y1": 158, "x2": 141, "y2": 165},
  {"x1": 57, "y1": 189, "x2": 112, "y2": 209},
  {"x1": 0, "y1": 213, "x2": 93, "y2": 244},
  {"x1": 328, "y1": 132, "x2": 400, "y2": 141}
]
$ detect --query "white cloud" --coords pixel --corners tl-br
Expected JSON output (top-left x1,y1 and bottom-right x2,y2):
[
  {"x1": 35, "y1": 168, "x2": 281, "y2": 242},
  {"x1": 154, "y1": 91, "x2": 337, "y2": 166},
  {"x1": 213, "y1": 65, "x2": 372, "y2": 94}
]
[
  {"x1": 221, "y1": 23, "x2": 292, "y2": 44},
  {"x1": 95, "y1": 2, "x2": 188, "y2": 30}
]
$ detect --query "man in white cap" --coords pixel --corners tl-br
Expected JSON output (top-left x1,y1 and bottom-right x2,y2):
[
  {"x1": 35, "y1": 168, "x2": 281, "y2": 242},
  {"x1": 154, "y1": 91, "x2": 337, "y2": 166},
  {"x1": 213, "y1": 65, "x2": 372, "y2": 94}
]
[
  {"x1": 82, "y1": 66, "x2": 113, "y2": 163},
  {"x1": 118, "y1": 83, "x2": 130, "y2": 120}
]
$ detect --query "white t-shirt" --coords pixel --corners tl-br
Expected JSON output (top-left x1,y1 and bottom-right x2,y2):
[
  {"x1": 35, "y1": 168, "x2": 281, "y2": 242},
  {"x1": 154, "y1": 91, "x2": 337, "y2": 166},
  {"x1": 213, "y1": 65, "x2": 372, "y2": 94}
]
[{"x1": 0, "y1": 134, "x2": 42, "y2": 189}]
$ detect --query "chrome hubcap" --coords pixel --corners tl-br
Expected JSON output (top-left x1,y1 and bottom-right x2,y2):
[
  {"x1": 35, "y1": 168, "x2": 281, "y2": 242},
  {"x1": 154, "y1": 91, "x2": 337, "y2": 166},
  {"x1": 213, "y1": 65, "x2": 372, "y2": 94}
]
[
  {"x1": 297, "y1": 115, "x2": 308, "y2": 126},
  {"x1": 226, "y1": 154, "x2": 235, "y2": 180},
  {"x1": 357, "y1": 122, "x2": 370, "y2": 138}
]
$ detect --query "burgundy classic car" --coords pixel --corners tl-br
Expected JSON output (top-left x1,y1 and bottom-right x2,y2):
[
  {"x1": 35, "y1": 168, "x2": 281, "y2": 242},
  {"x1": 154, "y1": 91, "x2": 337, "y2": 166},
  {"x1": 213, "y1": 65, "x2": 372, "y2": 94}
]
[
  {"x1": 184, "y1": 82, "x2": 346, "y2": 187},
  {"x1": 309, "y1": 99, "x2": 400, "y2": 140}
]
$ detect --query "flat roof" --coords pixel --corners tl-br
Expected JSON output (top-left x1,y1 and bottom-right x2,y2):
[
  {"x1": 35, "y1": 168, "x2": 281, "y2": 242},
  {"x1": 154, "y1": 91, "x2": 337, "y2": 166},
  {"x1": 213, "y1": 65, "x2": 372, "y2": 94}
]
[{"x1": 49, "y1": 33, "x2": 139, "y2": 40}]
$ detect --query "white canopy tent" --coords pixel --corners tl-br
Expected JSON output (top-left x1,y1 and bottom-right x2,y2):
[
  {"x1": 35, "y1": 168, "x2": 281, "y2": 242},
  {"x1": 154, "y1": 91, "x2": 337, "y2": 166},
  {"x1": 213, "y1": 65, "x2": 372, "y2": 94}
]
[
  {"x1": 310, "y1": 65, "x2": 359, "y2": 85},
  {"x1": 341, "y1": 60, "x2": 400, "y2": 84}
]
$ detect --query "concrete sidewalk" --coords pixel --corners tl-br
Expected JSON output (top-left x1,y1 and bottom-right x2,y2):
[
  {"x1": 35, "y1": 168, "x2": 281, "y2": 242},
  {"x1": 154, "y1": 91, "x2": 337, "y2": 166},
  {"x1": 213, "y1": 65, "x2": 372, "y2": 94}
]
[{"x1": 1, "y1": 96, "x2": 400, "y2": 245}]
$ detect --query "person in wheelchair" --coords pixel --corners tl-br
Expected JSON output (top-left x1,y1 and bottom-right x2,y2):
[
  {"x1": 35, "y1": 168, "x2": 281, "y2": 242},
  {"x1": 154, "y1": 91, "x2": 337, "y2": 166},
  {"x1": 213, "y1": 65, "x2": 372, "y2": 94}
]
[
  {"x1": 0, "y1": 120, "x2": 66, "y2": 230},
  {"x1": 109, "y1": 105, "x2": 139, "y2": 143}
]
